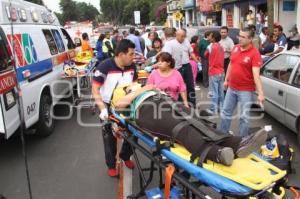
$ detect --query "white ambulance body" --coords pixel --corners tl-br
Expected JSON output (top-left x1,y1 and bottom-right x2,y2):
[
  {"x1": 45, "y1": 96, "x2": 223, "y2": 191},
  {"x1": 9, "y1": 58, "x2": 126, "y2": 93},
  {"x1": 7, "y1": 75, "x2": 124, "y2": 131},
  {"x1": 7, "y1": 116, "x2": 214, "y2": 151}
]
[{"x1": 0, "y1": 0, "x2": 77, "y2": 138}]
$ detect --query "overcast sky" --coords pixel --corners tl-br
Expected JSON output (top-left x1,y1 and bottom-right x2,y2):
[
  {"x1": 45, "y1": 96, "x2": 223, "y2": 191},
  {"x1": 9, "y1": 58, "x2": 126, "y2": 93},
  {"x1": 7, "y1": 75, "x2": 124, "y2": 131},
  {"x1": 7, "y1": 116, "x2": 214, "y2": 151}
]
[{"x1": 44, "y1": 0, "x2": 100, "y2": 13}]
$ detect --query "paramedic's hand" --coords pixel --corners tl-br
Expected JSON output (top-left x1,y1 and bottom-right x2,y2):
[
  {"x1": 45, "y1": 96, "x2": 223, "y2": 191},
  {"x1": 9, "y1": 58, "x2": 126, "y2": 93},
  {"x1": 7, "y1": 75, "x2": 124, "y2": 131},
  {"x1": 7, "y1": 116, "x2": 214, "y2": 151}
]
[{"x1": 99, "y1": 108, "x2": 108, "y2": 121}]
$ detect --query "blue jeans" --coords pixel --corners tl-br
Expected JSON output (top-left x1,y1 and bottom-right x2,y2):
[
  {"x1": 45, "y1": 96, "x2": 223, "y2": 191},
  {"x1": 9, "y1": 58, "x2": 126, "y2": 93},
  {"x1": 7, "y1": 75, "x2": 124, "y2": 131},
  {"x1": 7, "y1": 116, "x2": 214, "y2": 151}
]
[
  {"x1": 208, "y1": 74, "x2": 224, "y2": 113},
  {"x1": 220, "y1": 88, "x2": 254, "y2": 137}
]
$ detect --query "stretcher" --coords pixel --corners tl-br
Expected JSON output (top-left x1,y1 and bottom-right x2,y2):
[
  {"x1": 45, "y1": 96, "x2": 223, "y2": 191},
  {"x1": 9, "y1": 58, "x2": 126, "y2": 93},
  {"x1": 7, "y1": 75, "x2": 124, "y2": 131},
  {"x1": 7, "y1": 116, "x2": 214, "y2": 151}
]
[
  {"x1": 62, "y1": 57, "x2": 97, "y2": 114},
  {"x1": 108, "y1": 110, "x2": 292, "y2": 199}
]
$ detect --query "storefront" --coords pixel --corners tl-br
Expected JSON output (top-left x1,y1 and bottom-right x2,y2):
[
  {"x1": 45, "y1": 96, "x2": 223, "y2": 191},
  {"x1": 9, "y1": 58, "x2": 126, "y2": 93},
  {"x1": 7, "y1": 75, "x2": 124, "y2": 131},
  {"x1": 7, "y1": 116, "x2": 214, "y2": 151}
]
[
  {"x1": 166, "y1": 0, "x2": 184, "y2": 28},
  {"x1": 197, "y1": 0, "x2": 222, "y2": 26},
  {"x1": 221, "y1": 2, "x2": 235, "y2": 27},
  {"x1": 220, "y1": 0, "x2": 267, "y2": 28},
  {"x1": 183, "y1": 0, "x2": 196, "y2": 26},
  {"x1": 274, "y1": 0, "x2": 298, "y2": 34}
]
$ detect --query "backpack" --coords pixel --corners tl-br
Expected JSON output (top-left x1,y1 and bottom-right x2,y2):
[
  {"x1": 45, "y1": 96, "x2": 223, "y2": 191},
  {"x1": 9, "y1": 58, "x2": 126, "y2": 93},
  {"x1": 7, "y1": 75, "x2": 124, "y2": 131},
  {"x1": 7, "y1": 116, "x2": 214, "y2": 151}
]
[{"x1": 261, "y1": 134, "x2": 293, "y2": 173}]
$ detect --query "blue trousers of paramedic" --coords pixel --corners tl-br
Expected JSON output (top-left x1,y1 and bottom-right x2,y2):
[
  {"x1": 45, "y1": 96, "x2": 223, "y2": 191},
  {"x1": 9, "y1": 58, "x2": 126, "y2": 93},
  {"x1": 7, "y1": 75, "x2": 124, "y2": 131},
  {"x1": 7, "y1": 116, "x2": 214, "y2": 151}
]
[{"x1": 102, "y1": 123, "x2": 133, "y2": 169}]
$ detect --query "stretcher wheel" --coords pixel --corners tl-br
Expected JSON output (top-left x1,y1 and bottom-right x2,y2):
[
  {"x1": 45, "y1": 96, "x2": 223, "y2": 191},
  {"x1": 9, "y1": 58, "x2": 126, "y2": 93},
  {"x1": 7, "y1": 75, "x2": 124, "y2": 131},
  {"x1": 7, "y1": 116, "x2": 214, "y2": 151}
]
[{"x1": 90, "y1": 105, "x2": 96, "y2": 115}]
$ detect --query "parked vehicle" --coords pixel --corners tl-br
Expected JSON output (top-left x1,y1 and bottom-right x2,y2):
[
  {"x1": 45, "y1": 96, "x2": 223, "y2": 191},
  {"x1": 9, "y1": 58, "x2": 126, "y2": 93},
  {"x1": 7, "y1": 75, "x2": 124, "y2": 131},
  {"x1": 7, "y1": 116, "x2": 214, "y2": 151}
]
[
  {"x1": 259, "y1": 50, "x2": 300, "y2": 144},
  {"x1": 187, "y1": 26, "x2": 240, "y2": 44},
  {"x1": 0, "y1": 0, "x2": 76, "y2": 139}
]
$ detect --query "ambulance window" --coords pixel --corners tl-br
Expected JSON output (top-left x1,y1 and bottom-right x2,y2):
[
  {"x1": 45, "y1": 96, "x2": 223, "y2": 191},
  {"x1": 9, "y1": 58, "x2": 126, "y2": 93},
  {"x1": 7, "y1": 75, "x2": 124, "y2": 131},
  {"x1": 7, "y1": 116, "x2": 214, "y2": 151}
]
[
  {"x1": 51, "y1": 29, "x2": 65, "y2": 53},
  {"x1": 60, "y1": 28, "x2": 75, "y2": 49},
  {"x1": 0, "y1": 34, "x2": 12, "y2": 72},
  {"x1": 42, "y1": 29, "x2": 58, "y2": 55}
]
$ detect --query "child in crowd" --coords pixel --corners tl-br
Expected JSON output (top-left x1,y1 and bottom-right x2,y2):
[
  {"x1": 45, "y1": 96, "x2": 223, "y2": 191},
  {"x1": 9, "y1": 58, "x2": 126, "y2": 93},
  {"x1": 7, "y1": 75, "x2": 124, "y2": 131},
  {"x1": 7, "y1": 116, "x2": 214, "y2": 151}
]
[{"x1": 204, "y1": 31, "x2": 225, "y2": 115}]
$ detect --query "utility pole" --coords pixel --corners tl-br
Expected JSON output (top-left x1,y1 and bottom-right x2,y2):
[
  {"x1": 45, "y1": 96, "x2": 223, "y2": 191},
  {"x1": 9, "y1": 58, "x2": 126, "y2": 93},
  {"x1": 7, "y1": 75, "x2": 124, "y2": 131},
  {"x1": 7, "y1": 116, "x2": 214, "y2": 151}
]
[
  {"x1": 267, "y1": 0, "x2": 274, "y2": 32},
  {"x1": 193, "y1": 0, "x2": 197, "y2": 25}
]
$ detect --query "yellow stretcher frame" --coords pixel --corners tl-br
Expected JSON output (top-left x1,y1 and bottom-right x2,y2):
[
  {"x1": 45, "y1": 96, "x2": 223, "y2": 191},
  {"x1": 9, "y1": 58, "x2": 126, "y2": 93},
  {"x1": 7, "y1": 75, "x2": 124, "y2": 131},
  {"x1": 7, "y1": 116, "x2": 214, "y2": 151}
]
[{"x1": 168, "y1": 143, "x2": 287, "y2": 191}]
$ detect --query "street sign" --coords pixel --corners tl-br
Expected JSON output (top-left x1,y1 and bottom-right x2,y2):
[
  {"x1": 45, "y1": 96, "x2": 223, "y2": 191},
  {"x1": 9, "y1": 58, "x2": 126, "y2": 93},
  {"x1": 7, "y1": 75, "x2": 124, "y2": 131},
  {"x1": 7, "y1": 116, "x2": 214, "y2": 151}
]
[
  {"x1": 134, "y1": 11, "x2": 140, "y2": 25},
  {"x1": 175, "y1": 11, "x2": 183, "y2": 21}
]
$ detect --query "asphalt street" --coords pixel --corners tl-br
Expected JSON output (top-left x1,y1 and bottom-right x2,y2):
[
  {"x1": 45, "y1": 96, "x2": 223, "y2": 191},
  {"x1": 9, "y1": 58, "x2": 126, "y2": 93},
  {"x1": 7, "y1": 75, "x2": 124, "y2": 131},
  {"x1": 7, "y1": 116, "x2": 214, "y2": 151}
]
[{"x1": 0, "y1": 87, "x2": 299, "y2": 199}]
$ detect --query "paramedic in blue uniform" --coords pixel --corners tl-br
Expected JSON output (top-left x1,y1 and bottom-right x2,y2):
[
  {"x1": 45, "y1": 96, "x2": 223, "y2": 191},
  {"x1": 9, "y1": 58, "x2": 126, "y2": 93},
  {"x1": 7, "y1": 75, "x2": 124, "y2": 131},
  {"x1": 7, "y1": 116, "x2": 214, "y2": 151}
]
[{"x1": 92, "y1": 39, "x2": 138, "y2": 177}]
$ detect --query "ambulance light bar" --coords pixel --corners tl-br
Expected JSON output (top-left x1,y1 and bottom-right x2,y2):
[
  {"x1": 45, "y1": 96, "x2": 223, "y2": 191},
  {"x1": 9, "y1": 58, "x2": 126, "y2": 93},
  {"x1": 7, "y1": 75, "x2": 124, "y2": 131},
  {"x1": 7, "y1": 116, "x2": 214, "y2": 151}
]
[{"x1": 5, "y1": 5, "x2": 55, "y2": 24}]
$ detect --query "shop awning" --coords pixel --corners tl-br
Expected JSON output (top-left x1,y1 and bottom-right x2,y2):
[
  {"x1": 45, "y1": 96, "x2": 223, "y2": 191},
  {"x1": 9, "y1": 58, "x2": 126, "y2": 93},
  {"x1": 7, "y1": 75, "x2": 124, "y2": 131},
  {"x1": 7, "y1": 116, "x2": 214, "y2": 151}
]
[
  {"x1": 221, "y1": 0, "x2": 267, "y2": 9},
  {"x1": 198, "y1": 0, "x2": 214, "y2": 12},
  {"x1": 184, "y1": 0, "x2": 195, "y2": 9},
  {"x1": 249, "y1": 0, "x2": 267, "y2": 5}
]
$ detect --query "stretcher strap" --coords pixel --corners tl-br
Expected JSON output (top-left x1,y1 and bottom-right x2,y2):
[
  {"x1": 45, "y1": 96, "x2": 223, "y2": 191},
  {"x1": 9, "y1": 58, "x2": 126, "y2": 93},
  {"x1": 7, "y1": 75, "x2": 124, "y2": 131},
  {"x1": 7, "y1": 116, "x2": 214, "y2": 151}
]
[
  {"x1": 161, "y1": 95, "x2": 230, "y2": 142},
  {"x1": 190, "y1": 142, "x2": 215, "y2": 167},
  {"x1": 164, "y1": 164, "x2": 175, "y2": 199},
  {"x1": 171, "y1": 121, "x2": 189, "y2": 146}
]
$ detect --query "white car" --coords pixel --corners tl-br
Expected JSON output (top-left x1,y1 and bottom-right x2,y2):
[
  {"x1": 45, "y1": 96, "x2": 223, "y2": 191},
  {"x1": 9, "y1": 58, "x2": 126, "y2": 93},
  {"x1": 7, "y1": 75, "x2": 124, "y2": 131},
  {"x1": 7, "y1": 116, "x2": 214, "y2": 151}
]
[{"x1": 260, "y1": 50, "x2": 300, "y2": 144}]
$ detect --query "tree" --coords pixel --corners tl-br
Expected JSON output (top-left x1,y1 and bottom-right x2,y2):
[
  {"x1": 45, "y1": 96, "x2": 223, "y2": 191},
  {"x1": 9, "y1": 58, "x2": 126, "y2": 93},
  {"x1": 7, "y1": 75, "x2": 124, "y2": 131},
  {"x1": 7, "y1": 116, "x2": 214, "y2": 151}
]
[
  {"x1": 59, "y1": 0, "x2": 99, "y2": 25},
  {"x1": 59, "y1": 0, "x2": 78, "y2": 23},
  {"x1": 54, "y1": 12, "x2": 63, "y2": 24},
  {"x1": 100, "y1": 0, "x2": 165, "y2": 25},
  {"x1": 100, "y1": 0, "x2": 127, "y2": 25},
  {"x1": 76, "y1": 2, "x2": 99, "y2": 22}
]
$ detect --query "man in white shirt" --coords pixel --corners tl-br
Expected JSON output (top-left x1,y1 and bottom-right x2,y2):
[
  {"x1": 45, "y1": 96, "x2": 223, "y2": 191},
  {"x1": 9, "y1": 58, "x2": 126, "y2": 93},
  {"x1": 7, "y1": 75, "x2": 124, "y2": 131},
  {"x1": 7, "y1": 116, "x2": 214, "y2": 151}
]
[
  {"x1": 219, "y1": 26, "x2": 234, "y2": 75},
  {"x1": 162, "y1": 28, "x2": 198, "y2": 106},
  {"x1": 259, "y1": 27, "x2": 269, "y2": 46}
]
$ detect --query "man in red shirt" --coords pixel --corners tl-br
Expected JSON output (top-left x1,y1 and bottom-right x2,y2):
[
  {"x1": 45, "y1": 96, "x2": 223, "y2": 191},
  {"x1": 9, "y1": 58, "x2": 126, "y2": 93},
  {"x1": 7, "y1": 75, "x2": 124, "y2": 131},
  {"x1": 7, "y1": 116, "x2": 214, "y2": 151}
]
[
  {"x1": 220, "y1": 27, "x2": 265, "y2": 137},
  {"x1": 204, "y1": 31, "x2": 225, "y2": 115}
]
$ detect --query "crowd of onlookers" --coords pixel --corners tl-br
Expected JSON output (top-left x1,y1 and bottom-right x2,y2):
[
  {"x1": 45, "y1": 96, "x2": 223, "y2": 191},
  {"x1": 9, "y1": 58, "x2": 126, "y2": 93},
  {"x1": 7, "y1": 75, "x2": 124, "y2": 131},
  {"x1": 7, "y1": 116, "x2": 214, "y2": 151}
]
[
  {"x1": 89, "y1": 18, "x2": 300, "y2": 176},
  {"x1": 83, "y1": 21, "x2": 299, "y2": 137}
]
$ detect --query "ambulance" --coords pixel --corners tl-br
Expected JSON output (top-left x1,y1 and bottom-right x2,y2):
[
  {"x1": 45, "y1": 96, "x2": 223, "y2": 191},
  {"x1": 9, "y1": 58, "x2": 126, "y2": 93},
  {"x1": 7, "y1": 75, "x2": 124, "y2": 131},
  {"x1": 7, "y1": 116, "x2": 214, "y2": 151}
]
[{"x1": 0, "y1": 0, "x2": 77, "y2": 138}]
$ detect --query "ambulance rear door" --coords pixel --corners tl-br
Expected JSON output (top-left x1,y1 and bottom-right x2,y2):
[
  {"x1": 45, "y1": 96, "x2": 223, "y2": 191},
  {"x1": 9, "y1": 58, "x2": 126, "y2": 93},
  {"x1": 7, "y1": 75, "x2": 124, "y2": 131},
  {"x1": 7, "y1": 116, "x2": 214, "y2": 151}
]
[{"x1": 0, "y1": 27, "x2": 20, "y2": 139}]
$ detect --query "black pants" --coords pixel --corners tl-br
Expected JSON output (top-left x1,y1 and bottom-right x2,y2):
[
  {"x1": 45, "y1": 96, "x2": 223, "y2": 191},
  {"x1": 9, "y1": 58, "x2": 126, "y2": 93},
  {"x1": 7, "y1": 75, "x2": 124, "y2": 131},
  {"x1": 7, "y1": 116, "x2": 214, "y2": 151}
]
[
  {"x1": 135, "y1": 96, "x2": 242, "y2": 163},
  {"x1": 102, "y1": 123, "x2": 133, "y2": 169},
  {"x1": 178, "y1": 63, "x2": 196, "y2": 107},
  {"x1": 224, "y1": 58, "x2": 230, "y2": 76},
  {"x1": 200, "y1": 57, "x2": 209, "y2": 88}
]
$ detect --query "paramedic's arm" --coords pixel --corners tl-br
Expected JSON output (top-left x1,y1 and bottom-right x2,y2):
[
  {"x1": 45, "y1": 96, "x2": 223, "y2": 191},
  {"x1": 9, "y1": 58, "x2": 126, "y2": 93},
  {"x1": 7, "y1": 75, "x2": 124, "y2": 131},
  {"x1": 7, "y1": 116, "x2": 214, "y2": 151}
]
[
  {"x1": 180, "y1": 92, "x2": 189, "y2": 108},
  {"x1": 92, "y1": 83, "x2": 106, "y2": 111},
  {"x1": 252, "y1": 67, "x2": 265, "y2": 107},
  {"x1": 224, "y1": 62, "x2": 232, "y2": 88},
  {"x1": 114, "y1": 85, "x2": 156, "y2": 109}
]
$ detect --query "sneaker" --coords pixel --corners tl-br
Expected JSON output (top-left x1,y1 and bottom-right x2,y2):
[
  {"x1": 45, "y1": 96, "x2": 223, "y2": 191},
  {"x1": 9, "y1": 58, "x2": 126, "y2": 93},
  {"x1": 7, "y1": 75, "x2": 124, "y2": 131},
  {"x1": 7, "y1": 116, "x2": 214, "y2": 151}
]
[
  {"x1": 201, "y1": 109, "x2": 215, "y2": 116},
  {"x1": 124, "y1": 160, "x2": 135, "y2": 169},
  {"x1": 107, "y1": 168, "x2": 119, "y2": 177},
  {"x1": 236, "y1": 129, "x2": 268, "y2": 158},
  {"x1": 216, "y1": 147, "x2": 234, "y2": 166}
]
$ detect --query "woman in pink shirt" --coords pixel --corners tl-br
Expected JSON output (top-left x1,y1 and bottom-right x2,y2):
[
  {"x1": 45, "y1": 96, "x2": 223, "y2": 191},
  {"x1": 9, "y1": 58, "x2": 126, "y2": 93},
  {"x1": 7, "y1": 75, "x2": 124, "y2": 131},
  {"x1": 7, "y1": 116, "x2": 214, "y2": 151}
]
[{"x1": 147, "y1": 52, "x2": 189, "y2": 107}]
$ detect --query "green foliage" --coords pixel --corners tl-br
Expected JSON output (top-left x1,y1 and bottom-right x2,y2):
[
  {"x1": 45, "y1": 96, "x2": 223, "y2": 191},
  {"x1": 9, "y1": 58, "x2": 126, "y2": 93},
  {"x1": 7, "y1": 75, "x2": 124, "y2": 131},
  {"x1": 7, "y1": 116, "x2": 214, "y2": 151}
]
[
  {"x1": 100, "y1": 0, "x2": 165, "y2": 25},
  {"x1": 59, "y1": 0, "x2": 100, "y2": 25}
]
